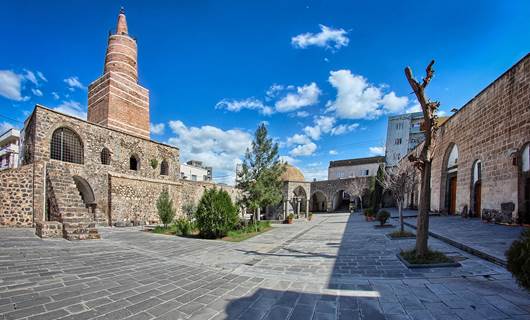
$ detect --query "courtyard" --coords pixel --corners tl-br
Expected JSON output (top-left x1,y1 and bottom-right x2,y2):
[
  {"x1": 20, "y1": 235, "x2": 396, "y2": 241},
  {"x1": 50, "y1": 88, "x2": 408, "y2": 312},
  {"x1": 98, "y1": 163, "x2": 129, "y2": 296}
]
[{"x1": 1, "y1": 213, "x2": 529, "y2": 320}]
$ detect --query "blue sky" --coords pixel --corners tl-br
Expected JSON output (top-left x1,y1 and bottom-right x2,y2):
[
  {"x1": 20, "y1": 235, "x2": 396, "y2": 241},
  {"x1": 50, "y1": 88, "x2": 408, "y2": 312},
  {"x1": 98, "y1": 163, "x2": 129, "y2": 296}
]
[{"x1": 1, "y1": 1, "x2": 529, "y2": 183}]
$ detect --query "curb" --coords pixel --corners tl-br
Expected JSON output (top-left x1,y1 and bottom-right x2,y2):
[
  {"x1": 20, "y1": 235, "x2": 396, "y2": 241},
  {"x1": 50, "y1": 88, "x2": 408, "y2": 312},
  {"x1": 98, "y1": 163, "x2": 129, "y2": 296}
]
[
  {"x1": 396, "y1": 253, "x2": 461, "y2": 268},
  {"x1": 403, "y1": 221, "x2": 507, "y2": 268}
]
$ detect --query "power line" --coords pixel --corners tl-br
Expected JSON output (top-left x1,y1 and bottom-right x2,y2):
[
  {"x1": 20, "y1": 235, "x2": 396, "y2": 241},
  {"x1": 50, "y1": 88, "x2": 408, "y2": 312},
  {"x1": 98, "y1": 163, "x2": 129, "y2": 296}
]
[{"x1": 0, "y1": 113, "x2": 24, "y2": 124}]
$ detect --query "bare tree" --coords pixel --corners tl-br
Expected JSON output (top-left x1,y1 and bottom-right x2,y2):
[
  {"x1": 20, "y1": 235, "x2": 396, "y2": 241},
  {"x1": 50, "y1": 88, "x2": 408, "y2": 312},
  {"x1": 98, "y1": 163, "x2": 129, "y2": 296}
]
[
  {"x1": 345, "y1": 178, "x2": 369, "y2": 212},
  {"x1": 378, "y1": 165, "x2": 417, "y2": 232},
  {"x1": 404, "y1": 60, "x2": 440, "y2": 257}
]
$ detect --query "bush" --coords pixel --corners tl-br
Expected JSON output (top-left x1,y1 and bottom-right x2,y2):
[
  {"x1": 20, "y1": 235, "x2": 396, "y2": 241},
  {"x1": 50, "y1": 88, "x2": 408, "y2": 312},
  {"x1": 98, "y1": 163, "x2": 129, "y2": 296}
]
[
  {"x1": 182, "y1": 201, "x2": 197, "y2": 219},
  {"x1": 156, "y1": 190, "x2": 175, "y2": 228},
  {"x1": 376, "y1": 210, "x2": 391, "y2": 226},
  {"x1": 194, "y1": 188, "x2": 239, "y2": 239},
  {"x1": 506, "y1": 229, "x2": 530, "y2": 291},
  {"x1": 175, "y1": 217, "x2": 194, "y2": 236},
  {"x1": 364, "y1": 208, "x2": 375, "y2": 217}
]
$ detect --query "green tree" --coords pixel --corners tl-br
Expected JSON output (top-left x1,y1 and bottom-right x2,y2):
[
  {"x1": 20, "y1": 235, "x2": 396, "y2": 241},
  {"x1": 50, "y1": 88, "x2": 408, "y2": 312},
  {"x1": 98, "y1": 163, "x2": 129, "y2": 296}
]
[
  {"x1": 195, "y1": 188, "x2": 238, "y2": 238},
  {"x1": 236, "y1": 124, "x2": 285, "y2": 220},
  {"x1": 371, "y1": 165, "x2": 385, "y2": 212},
  {"x1": 156, "y1": 189, "x2": 175, "y2": 228}
]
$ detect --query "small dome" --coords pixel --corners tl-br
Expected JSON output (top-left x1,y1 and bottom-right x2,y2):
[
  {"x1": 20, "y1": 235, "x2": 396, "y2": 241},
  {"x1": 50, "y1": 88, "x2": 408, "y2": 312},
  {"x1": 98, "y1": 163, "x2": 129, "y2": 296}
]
[{"x1": 281, "y1": 164, "x2": 305, "y2": 181}]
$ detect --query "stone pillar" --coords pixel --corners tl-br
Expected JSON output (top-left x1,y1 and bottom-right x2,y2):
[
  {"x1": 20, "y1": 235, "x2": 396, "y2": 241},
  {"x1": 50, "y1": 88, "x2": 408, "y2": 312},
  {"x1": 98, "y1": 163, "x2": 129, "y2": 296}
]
[
  {"x1": 306, "y1": 199, "x2": 309, "y2": 217},
  {"x1": 257, "y1": 207, "x2": 261, "y2": 221},
  {"x1": 296, "y1": 199, "x2": 301, "y2": 219}
]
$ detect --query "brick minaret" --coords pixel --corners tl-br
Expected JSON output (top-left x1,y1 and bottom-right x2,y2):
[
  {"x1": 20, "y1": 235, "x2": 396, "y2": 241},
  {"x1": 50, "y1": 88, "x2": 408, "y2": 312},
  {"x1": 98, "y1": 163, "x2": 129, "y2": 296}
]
[{"x1": 87, "y1": 8, "x2": 150, "y2": 139}]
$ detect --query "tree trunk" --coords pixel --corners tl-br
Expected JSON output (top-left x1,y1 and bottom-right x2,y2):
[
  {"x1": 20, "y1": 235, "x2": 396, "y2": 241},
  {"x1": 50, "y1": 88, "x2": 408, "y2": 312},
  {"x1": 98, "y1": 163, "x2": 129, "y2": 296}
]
[
  {"x1": 399, "y1": 200, "x2": 404, "y2": 233},
  {"x1": 257, "y1": 207, "x2": 261, "y2": 221},
  {"x1": 415, "y1": 161, "x2": 431, "y2": 256},
  {"x1": 359, "y1": 196, "x2": 363, "y2": 211}
]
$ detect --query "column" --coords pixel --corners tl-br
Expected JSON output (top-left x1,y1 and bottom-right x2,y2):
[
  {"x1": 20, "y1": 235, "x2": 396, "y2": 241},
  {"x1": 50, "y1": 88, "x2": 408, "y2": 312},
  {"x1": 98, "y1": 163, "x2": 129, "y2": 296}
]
[
  {"x1": 296, "y1": 199, "x2": 301, "y2": 219},
  {"x1": 306, "y1": 199, "x2": 309, "y2": 218}
]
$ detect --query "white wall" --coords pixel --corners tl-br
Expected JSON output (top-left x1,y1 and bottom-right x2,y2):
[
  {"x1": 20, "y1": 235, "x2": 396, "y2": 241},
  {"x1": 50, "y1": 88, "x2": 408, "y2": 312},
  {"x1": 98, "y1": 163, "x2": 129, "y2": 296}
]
[
  {"x1": 180, "y1": 163, "x2": 209, "y2": 181},
  {"x1": 328, "y1": 162, "x2": 381, "y2": 180}
]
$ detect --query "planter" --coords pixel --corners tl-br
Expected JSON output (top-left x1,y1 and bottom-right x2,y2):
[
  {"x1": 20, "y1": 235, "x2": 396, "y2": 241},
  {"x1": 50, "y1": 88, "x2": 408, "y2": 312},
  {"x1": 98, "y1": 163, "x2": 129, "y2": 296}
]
[
  {"x1": 396, "y1": 254, "x2": 461, "y2": 269},
  {"x1": 285, "y1": 218, "x2": 293, "y2": 224},
  {"x1": 374, "y1": 224, "x2": 395, "y2": 229},
  {"x1": 385, "y1": 234, "x2": 416, "y2": 240}
]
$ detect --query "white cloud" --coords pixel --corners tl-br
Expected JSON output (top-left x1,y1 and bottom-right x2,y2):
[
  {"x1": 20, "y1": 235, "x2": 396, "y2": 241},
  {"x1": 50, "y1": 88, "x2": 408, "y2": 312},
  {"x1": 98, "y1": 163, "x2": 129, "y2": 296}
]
[
  {"x1": 0, "y1": 122, "x2": 15, "y2": 134},
  {"x1": 0, "y1": 70, "x2": 27, "y2": 101},
  {"x1": 291, "y1": 25, "x2": 349, "y2": 50},
  {"x1": 51, "y1": 92, "x2": 60, "y2": 100},
  {"x1": 330, "y1": 123, "x2": 359, "y2": 136},
  {"x1": 279, "y1": 155, "x2": 298, "y2": 164},
  {"x1": 303, "y1": 116, "x2": 335, "y2": 140},
  {"x1": 329, "y1": 149, "x2": 338, "y2": 155},
  {"x1": 52, "y1": 100, "x2": 87, "y2": 119},
  {"x1": 37, "y1": 71, "x2": 47, "y2": 82},
  {"x1": 275, "y1": 82, "x2": 321, "y2": 112},
  {"x1": 438, "y1": 110, "x2": 447, "y2": 117},
  {"x1": 31, "y1": 88, "x2": 43, "y2": 97},
  {"x1": 215, "y1": 98, "x2": 273, "y2": 116},
  {"x1": 326, "y1": 70, "x2": 409, "y2": 120},
  {"x1": 290, "y1": 142, "x2": 317, "y2": 157},
  {"x1": 150, "y1": 122, "x2": 165, "y2": 135},
  {"x1": 381, "y1": 91, "x2": 409, "y2": 113},
  {"x1": 168, "y1": 120, "x2": 252, "y2": 184},
  {"x1": 295, "y1": 111, "x2": 310, "y2": 117},
  {"x1": 406, "y1": 102, "x2": 422, "y2": 113},
  {"x1": 369, "y1": 146, "x2": 385, "y2": 156},
  {"x1": 300, "y1": 163, "x2": 327, "y2": 181},
  {"x1": 266, "y1": 84, "x2": 285, "y2": 99},
  {"x1": 286, "y1": 134, "x2": 312, "y2": 146},
  {"x1": 64, "y1": 76, "x2": 86, "y2": 91}
]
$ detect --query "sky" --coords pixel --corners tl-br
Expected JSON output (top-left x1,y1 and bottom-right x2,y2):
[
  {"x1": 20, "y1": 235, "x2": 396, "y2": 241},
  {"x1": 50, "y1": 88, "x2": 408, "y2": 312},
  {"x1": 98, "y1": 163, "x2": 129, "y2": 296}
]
[{"x1": 0, "y1": 1, "x2": 529, "y2": 184}]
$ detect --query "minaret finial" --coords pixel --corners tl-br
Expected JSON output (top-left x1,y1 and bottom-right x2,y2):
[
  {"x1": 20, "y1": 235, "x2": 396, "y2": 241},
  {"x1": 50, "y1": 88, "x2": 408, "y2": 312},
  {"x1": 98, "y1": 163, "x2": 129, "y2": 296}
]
[{"x1": 116, "y1": 7, "x2": 128, "y2": 35}]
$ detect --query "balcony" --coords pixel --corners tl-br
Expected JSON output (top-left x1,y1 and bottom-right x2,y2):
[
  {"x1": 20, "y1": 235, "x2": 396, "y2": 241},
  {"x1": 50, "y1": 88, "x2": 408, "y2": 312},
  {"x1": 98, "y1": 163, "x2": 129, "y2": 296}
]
[{"x1": 0, "y1": 145, "x2": 17, "y2": 157}]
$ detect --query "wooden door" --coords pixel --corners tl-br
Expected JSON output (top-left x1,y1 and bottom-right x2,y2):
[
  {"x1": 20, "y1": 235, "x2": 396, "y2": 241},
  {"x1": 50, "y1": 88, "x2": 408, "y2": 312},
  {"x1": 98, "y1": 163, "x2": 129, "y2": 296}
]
[
  {"x1": 449, "y1": 176, "x2": 457, "y2": 215},
  {"x1": 474, "y1": 182, "x2": 481, "y2": 217}
]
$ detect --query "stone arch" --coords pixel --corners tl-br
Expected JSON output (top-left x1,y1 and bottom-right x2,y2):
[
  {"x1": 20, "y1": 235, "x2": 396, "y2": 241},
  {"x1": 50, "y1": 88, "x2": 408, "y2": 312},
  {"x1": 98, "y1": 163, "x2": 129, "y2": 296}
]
[
  {"x1": 310, "y1": 190, "x2": 327, "y2": 212},
  {"x1": 332, "y1": 189, "x2": 351, "y2": 212},
  {"x1": 518, "y1": 142, "x2": 530, "y2": 223},
  {"x1": 50, "y1": 127, "x2": 84, "y2": 164},
  {"x1": 291, "y1": 185, "x2": 308, "y2": 216},
  {"x1": 130, "y1": 154, "x2": 140, "y2": 170},
  {"x1": 470, "y1": 159, "x2": 482, "y2": 217},
  {"x1": 439, "y1": 143, "x2": 459, "y2": 214},
  {"x1": 160, "y1": 159, "x2": 169, "y2": 175},
  {"x1": 72, "y1": 175, "x2": 96, "y2": 206}
]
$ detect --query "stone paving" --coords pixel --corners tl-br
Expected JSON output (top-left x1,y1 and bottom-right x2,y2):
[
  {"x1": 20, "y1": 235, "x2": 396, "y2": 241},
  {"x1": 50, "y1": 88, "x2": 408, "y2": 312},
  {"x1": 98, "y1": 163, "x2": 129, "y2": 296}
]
[
  {"x1": 1, "y1": 213, "x2": 529, "y2": 320},
  {"x1": 404, "y1": 215, "x2": 526, "y2": 265}
]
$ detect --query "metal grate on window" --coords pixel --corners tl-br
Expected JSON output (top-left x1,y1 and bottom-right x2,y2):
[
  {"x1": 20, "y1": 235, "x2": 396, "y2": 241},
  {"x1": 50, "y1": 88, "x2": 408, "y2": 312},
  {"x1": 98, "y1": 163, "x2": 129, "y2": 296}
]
[
  {"x1": 160, "y1": 160, "x2": 169, "y2": 175},
  {"x1": 50, "y1": 128, "x2": 83, "y2": 164},
  {"x1": 101, "y1": 148, "x2": 111, "y2": 165}
]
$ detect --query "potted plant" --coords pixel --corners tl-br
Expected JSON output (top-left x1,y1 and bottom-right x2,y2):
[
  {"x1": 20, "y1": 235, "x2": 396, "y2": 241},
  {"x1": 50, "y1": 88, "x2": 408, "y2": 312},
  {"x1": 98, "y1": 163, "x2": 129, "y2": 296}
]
[
  {"x1": 364, "y1": 208, "x2": 374, "y2": 221},
  {"x1": 376, "y1": 210, "x2": 391, "y2": 227},
  {"x1": 308, "y1": 212, "x2": 313, "y2": 221},
  {"x1": 286, "y1": 213, "x2": 294, "y2": 224}
]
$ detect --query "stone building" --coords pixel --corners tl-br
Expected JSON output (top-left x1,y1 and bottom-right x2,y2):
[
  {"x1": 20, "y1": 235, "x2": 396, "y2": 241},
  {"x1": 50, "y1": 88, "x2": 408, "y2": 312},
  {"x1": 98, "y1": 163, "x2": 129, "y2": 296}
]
[
  {"x1": 328, "y1": 156, "x2": 384, "y2": 180},
  {"x1": 400, "y1": 53, "x2": 530, "y2": 223},
  {"x1": 0, "y1": 9, "x2": 237, "y2": 239}
]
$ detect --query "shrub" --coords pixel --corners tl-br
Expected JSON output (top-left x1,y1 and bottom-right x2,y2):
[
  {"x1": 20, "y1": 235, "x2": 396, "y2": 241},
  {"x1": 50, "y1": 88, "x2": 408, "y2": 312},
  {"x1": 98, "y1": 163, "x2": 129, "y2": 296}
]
[
  {"x1": 364, "y1": 208, "x2": 375, "y2": 217},
  {"x1": 150, "y1": 159, "x2": 158, "y2": 169},
  {"x1": 156, "y1": 190, "x2": 175, "y2": 228},
  {"x1": 182, "y1": 201, "x2": 197, "y2": 219},
  {"x1": 376, "y1": 210, "x2": 391, "y2": 226},
  {"x1": 506, "y1": 229, "x2": 530, "y2": 291},
  {"x1": 175, "y1": 217, "x2": 194, "y2": 236},
  {"x1": 194, "y1": 188, "x2": 239, "y2": 239}
]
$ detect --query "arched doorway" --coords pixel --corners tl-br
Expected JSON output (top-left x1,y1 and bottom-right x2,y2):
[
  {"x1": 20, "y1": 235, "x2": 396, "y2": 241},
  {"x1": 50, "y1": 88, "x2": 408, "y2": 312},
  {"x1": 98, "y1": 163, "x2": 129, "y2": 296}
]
[
  {"x1": 292, "y1": 186, "x2": 308, "y2": 217},
  {"x1": 332, "y1": 190, "x2": 351, "y2": 212},
  {"x1": 72, "y1": 176, "x2": 97, "y2": 219},
  {"x1": 519, "y1": 143, "x2": 530, "y2": 224},
  {"x1": 442, "y1": 144, "x2": 459, "y2": 215},
  {"x1": 470, "y1": 160, "x2": 482, "y2": 218},
  {"x1": 310, "y1": 191, "x2": 327, "y2": 212}
]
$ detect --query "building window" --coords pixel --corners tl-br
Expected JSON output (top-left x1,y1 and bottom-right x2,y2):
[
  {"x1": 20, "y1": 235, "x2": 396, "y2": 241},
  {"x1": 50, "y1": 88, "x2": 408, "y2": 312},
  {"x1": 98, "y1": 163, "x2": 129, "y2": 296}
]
[
  {"x1": 130, "y1": 155, "x2": 139, "y2": 170},
  {"x1": 191, "y1": 174, "x2": 197, "y2": 181},
  {"x1": 100, "y1": 148, "x2": 111, "y2": 165},
  {"x1": 395, "y1": 122, "x2": 403, "y2": 130},
  {"x1": 160, "y1": 160, "x2": 169, "y2": 175},
  {"x1": 50, "y1": 127, "x2": 83, "y2": 164},
  {"x1": 523, "y1": 144, "x2": 530, "y2": 172},
  {"x1": 395, "y1": 138, "x2": 402, "y2": 145}
]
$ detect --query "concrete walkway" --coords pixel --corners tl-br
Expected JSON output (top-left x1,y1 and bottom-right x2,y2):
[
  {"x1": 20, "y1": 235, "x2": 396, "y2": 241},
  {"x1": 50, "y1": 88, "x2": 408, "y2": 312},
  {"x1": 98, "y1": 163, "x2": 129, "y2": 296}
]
[
  {"x1": 0, "y1": 213, "x2": 529, "y2": 320},
  {"x1": 402, "y1": 215, "x2": 526, "y2": 266}
]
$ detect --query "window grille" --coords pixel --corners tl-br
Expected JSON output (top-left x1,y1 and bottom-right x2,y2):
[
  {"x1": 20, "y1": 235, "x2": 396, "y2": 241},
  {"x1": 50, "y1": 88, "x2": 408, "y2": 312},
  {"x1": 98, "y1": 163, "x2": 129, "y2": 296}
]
[
  {"x1": 101, "y1": 148, "x2": 111, "y2": 165},
  {"x1": 50, "y1": 127, "x2": 83, "y2": 164},
  {"x1": 160, "y1": 160, "x2": 169, "y2": 175}
]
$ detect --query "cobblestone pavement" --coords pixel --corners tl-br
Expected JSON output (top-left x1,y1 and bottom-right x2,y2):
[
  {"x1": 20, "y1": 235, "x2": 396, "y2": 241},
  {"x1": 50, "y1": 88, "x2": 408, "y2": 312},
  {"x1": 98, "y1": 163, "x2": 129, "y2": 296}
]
[
  {"x1": 404, "y1": 215, "x2": 525, "y2": 264},
  {"x1": 1, "y1": 213, "x2": 529, "y2": 320}
]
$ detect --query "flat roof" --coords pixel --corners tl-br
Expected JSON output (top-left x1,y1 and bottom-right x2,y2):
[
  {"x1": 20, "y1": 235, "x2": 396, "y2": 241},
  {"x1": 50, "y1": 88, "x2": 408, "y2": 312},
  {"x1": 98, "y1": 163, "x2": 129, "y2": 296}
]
[{"x1": 329, "y1": 156, "x2": 385, "y2": 168}]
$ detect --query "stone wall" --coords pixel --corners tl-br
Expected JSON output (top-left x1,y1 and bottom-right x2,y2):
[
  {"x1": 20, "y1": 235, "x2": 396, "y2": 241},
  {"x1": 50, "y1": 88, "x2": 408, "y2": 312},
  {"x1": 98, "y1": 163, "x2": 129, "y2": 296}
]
[
  {"x1": 429, "y1": 54, "x2": 530, "y2": 220},
  {"x1": 109, "y1": 173, "x2": 182, "y2": 224},
  {"x1": 180, "y1": 180, "x2": 240, "y2": 211},
  {"x1": 0, "y1": 161, "x2": 45, "y2": 227},
  {"x1": 310, "y1": 177, "x2": 372, "y2": 212}
]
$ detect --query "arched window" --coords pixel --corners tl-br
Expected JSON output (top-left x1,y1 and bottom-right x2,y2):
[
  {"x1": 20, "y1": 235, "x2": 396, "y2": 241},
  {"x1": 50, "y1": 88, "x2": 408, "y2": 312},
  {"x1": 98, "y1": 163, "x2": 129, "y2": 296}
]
[
  {"x1": 50, "y1": 127, "x2": 83, "y2": 164},
  {"x1": 160, "y1": 160, "x2": 169, "y2": 175},
  {"x1": 130, "y1": 155, "x2": 139, "y2": 170},
  {"x1": 101, "y1": 148, "x2": 111, "y2": 165},
  {"x1": 472, "y1": 160, "x2": 482, "y2": 183}
]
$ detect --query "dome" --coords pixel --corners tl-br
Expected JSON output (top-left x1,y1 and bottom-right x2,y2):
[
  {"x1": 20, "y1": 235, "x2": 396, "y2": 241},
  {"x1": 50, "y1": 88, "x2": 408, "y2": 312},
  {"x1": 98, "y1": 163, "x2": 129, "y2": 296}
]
[{"x1": 281, "y1": 164, "x2": 305, "y2": 182}]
